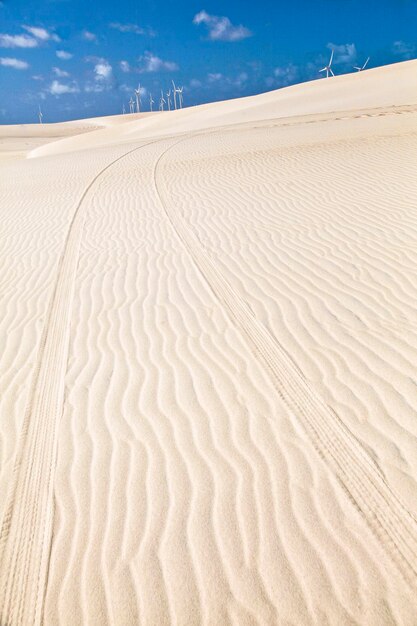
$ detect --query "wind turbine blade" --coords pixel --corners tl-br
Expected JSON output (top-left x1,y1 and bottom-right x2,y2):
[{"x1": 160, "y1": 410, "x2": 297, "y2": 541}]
[
  {"x1": 363, "y1": 57, "x2": 370, "y2": 69},
  {"x1": 353, "y1": 66, "x2": 361, "y2": 71},
  {"x1": 319, "y1": 67, "x2": 326, "y2": 72},
  {"x1": 329, "y1": 68, "x2": 335, "y2": 76},
  {"x1": 329, "y1": 49, "x2": 334, "y2": 65}
]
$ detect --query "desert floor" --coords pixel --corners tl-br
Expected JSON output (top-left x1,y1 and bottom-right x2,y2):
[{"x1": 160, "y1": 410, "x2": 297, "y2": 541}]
[{"x1": 1, "y1": 60, "x2": 417, "y2": 625}]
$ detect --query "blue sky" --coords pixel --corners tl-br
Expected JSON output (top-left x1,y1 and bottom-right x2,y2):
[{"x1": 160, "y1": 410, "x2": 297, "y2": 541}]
[{"x1": 0, "y1": 0, "x2": 416, "y2": 123}]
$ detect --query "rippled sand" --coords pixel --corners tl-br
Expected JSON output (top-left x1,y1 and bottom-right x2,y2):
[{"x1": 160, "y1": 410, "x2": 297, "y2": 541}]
[{"x1": 1, "y1": 60, "x2": 417, "y2": 625}]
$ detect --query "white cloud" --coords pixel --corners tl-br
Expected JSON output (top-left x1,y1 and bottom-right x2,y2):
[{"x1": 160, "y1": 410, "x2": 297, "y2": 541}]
[
  {"x1": 84, "y1": 81, "x2": 113, "y2": 93},
  {"x1": 190, "y1": 78, "x2": 202, "y2": 88},
  {"x1": 273, "y1": 63, "x2": 298, "y2": 86},
  {"x1": 53, "y1": 66, "x2": 69, "y2": 77},
  {"x1": 207, "y1": 70, "x2": 248, "y2": 89},
  {"x1": 84, "y1": 82, "x2": 105, "y2": 93},
  {"x1": 0, "y1": 33, "x2": 38, "y2": 48},
  {"x1": 120, "y1": 60, "x2": 130, "y2": 73},
  {"x1": 56, "y1": 50, "x2": 72, "y2": 60},
  {"x1": 233, "y1": 71, "x2": 248, "y2": 87},
  {"x1": 48, "y1": 80, "x2": 79, "y2": 95},
  {"x1": 139, "y1": 51, "x2": 178, "y2": 72},
  {"x1": 94, "y1": 60, "x2": 112, "y2": 80},
  {"x1": 110, "y1": 22, "x2": 155, "y2": 36},
  {"x1": 82, "y1": 30, "x2": 97, "y2": 42},
  {"x1": 119, "y1": 83, "x2": 133, "y2": 93},
  {"x1": 22, "y1": 25, "x2": 60, "y2": 42},
  {"x1": 193, "y1": 10, "x2": 252, "y2": 42},
  {"x1": 392, "y1": 40, "x2": 416, "y2": 59},
  {"x1": 208, "y1": 72, "x2": 223, "y2": 82},
  {"x1": 0, "y1": 56, "x2": 29, "y2": 69},
  {"x1": 327, "y1": 42, "x2": 357, "y2": 64}
]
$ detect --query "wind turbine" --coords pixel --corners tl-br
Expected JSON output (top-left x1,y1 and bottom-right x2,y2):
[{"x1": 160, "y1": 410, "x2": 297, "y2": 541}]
[
  {"x1": 177, "y1": 86, "x2": 184, "y2": 109},
  {"x1": 159, "y1": 90, "x2": 166, "y2": 111},
  {"x1": 38, "y1": 105, "x2": 43, "y2": 124},
  {"x1": 134, "y1": 84, "x2": 141, "y2": 113},
  {"x1": 166, "y1": 89, "x2": 171, "y2": 111},
  {"x1": 122, "y1": 103, "x2": 126, "y2": 114},
  {"x1": 354, "y1": 57, "x2": 370, "y2": 72},
  {"x1": 319, "y1": 49, "x2": 335, "y2": 78},
  {"x1": 172, "y1": 80, "x2": 178, "y2": 109},
  {"x1": 149, "y1": 93, "x2": 155, "y2": 112},
  {"x1": 129, "y1": 97, "x2": 135, "y2": 114}
]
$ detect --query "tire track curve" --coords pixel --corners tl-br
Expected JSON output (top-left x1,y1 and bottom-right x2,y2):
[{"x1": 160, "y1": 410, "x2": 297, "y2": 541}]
[
  {"x1": 0, "y1": 137, "x2": 170, "y2": 626},
  {"x1": 153, "y1": 134, "x2": 417, "y2": 590}
]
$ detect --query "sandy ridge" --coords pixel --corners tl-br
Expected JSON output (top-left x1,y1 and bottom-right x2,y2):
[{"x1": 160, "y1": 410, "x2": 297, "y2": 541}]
[
  {"x1": 27, "y1": 102, "x2": 417, "y2": 162},
  {"x1": 153, "y1": 132, "x2": 417, "y2": 589},
  {"x1": 0, "y1": 137, "x2": 172, "y2": 626}
]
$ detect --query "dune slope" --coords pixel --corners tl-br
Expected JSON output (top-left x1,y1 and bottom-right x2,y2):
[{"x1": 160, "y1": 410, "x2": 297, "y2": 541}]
[{"x1": 1, "y1": 61, "x2": 417, "y2": 625}]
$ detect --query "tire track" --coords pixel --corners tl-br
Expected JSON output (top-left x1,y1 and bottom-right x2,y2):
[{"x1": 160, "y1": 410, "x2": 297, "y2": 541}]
[
  {"x1": 0, "y1": 137, "x2": 169, "y2": 626},
  {"x1": 153, "y1": 134, "x2": 417, "y2": 590}
]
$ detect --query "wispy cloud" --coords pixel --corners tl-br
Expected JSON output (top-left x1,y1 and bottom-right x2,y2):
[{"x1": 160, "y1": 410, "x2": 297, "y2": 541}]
[
  {"x1": 82, "y1": 30, "x2": 97, "y2": 42},
  {"x1": 53, "y1": 66, "x2": 69, "y2": 77},
  {"x1": 0, "y1": 56, "x2": 29, "y2": 69},
  {"x1": 273, "y1": 63, "x2": 299, "y2": 86},
  {"x1": 232, "y1": 71, "x2": 248, "y2": 87},
  {"x1": 327, "y1": 42, "x2": 357, "y2": 64},
  {"x1": 0, "y1": 33, "x2": 38, "y2": 48},
  {"x1": 110, "y1": 22, "x2": 155, "y2": 36},
  {"x1": 94, "y1": 59, "x2": 112, "y2": 81},
  {"x1": 119, "y1": 83, "x2": 134, "y2": 93},
  {"x1": 189, "y1": 78, "x2": 202, "y2": 88},
  {"x1": 120, "y1": 60, "x2": 130, "y2": 73},
  {"x1": 56, "y1": 50, "x2": 72, "y2": 60},
  {"x1": 84, "y1": 81, "x2": 112, "y2": 93},
  {"x1": 208, "y1": 72, "x2": 223, "y2": 82},
  {"x1": 83, "y1": 57, "x2": 114, "y2": 91},
  {"x1": 48, "y1": 79, "x2": 79, "y2": 95},
  {"x1": 138, "y1": 51, "x2": 178, "y2": 72},
  {"x1": 193, "y1": 10, "x2": 252, "y2": 42},
  {"x1": 206, "y1": 70, "x2": 248, "y2": 89},
  {"x1": 22, "y1": 25, "x2": 60, "y2": 42},
  {"x1": 392, "y1": 40, "x2": 416, "y2": 59}
]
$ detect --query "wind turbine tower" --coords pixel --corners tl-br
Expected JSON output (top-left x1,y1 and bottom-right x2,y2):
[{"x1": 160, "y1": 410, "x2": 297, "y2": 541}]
[
  {"x1": 149, "y1": 93, "x2": 155, "y2": 112},
  {"x1": 172, "y1": 80, "x2": 178, "y2": 110},
  {"x1": 134, "y1": 84, "x2": 141, "y2": 113},
  {"x1": 38, "y1": 105, "x2": 43, "y2": 124},
  {"x1": 177, "y1": 86, "x2": 184, "y2": 109},
  {"x1": 319, "y1": 49, "x2": 335, "y2": 78},
  {"x1": 129, "y1": 97, "x2": 135, "y2": 114},
  {"x1": 159, "y1": 90, "x2": 166, "y2": 111}
]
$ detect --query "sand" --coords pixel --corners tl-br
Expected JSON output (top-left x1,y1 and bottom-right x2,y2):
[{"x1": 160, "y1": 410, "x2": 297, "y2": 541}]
[{"x1": 0, "y1": 60, "x2": 417, "y2": 625}]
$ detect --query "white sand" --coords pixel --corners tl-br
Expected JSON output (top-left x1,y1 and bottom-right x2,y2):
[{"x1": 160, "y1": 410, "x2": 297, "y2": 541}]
[{"x1": 1, "y1": 60, "x2": 417, "y2": 625}]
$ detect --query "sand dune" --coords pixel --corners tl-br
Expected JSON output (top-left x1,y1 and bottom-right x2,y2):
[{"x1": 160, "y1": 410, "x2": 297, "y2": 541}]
[
  {"x1": 1, "y1": 60, "x2": 417, "y2": 625},
  {"x1": 0, "y1": 123, "x2": 98, "y2": 162},
  {"x1": 29, "y1": 59, "x2": 417, "y2": 159}
]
